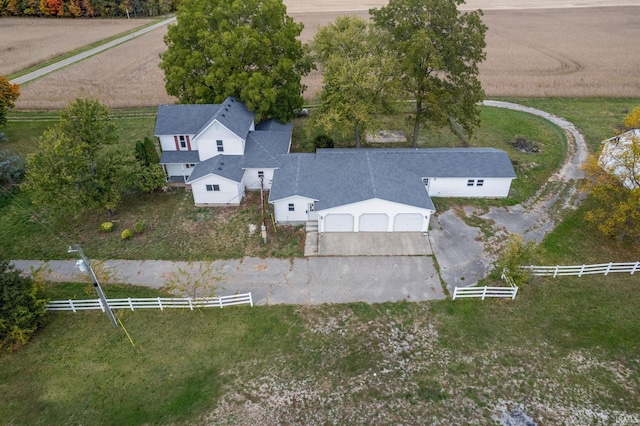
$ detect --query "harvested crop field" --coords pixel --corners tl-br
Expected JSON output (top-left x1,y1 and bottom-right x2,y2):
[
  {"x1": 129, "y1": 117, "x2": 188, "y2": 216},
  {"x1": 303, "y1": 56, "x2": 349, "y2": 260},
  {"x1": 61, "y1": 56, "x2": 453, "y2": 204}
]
[
  {"x1": 6, "y1": 1, "x2": 640, "y2": 109},
  {"x1": 0, "y1": 18, "x2": 154, "y2": 76}
]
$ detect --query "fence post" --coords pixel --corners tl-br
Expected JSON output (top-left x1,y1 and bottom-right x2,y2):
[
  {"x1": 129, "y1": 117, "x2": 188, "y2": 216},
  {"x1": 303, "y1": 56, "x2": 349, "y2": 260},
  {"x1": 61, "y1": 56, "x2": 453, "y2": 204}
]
[
  {"x1": 579, "y1": 264, "x2": 585, "y2": 277},
  {"x1": 512, "y1": 286, "x2": 518, "y2": 299},
  {"x1": 70, "y1": 299, "x2": 76, "y2": 313},
  {"x1": 157, "y1": 297, "x2": 163, "y2": 311},
  {"x1": 219, "y1": 296, "x2": 223, "y2": 308},
  {"x1": 481, "y1": 286, "x2": 487, "y2": 300},
  {"x1": 553, "y1": 265, "x2": 559, "y2": 278},
  {"x1": 452, "y1": 288, "x2": 458, "y2": 300},
  {"x1": 188, "y1": 297, "x2": 193, "y2": 311},
  {"x1": 97, "y1": 298, "x2": 105, "y2": 312},
  {"x1": 632, "y1": 261, "x2": 639, "y2": 275},
  {"x1": 128, "y1": 297, "x2": 134, "y2": 311},
  {"x1": 605, "y1": 262, "x2": 612, "y2": 276},
  {"x1": 249, "y1": 292, "x2": 253, "y2": 307}
]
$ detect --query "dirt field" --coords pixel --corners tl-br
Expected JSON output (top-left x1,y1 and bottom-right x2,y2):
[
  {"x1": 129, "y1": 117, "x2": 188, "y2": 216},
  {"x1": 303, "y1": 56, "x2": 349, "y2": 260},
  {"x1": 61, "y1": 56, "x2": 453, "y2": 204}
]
[
  {"x1": 0, "y1": 18, "x2": 154, "y2": 76},
  {"x1": 4, "y1": 1, "x2": 640, "y2": 109}
]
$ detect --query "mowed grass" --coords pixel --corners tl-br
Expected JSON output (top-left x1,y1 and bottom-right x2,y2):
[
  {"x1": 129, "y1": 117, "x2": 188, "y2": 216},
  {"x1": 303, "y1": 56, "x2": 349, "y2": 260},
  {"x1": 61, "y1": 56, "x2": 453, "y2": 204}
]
[
  {"x1": 1, "y1": 230, "x2": 638, "y2": 424},
  {"x1": 498, "y1": 97, "x2": 640, "y2": 152},
  {"x1": 0, "y1": 189, "x2": 305, "y2": 260}
]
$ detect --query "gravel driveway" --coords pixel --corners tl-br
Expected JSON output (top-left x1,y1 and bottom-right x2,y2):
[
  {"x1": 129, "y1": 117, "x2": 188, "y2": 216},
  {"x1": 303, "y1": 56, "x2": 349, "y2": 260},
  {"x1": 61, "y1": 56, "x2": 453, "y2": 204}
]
[{"x1": 429, "y1": 101, "x2": 589, "y2": 291}]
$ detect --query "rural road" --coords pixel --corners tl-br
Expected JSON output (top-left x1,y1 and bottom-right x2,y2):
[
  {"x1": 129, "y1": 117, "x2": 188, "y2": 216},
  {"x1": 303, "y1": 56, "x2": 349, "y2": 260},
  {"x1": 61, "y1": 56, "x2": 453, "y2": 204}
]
[
  {"x1": 9, "y1": 17, "x2": 176, "y2": 86},
  {"x1": 429, "y1": 100, "x2": 588, "y2": 291}
]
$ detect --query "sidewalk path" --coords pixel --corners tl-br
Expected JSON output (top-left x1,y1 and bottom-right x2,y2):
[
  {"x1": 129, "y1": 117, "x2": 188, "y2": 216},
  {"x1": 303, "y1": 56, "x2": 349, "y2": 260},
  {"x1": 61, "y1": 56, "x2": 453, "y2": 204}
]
[
  {"x1": 10, "y1": 17, "x2": 176, "y2": 86},
  {"x1": 12, "y1": 256, "x2": 445, "y2": 305},
  {"x1": 429, "y1": 101, "x2": 588, "y2": 291}
]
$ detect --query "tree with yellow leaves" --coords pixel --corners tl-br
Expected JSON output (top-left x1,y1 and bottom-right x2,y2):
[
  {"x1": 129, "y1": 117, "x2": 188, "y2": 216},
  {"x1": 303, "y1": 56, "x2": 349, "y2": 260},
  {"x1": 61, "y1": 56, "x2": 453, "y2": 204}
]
[
  {"x1": 0, "y1": 76, "x2": 20, "y2": 127},
  {"x1": 623, "y1": 106, "x2": 640, "y2": 130},
  {"x1": 582, "y1": 133, "x2": 640, "y2": 241}
]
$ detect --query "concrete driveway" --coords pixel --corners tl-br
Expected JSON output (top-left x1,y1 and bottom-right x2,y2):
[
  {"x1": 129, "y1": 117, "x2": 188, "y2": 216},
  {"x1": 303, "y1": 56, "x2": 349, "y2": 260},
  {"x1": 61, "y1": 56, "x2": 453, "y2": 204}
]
[
  {"x1": 306, "y1": 232, "x2": 432, "y2": 256},
  {"x1": 12, "y1": 257, "x2": 446, "y2": 305}
]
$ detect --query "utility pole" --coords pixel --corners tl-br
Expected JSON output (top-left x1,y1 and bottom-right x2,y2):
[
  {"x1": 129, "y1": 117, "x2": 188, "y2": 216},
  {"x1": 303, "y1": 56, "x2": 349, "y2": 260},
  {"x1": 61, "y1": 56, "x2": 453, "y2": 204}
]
[
  {"x1": 260, "y1": 176, "x2": 267, "y2": 244},
  {"x1": 68, "y1": 244, "x2": 118, "y2": 328}
]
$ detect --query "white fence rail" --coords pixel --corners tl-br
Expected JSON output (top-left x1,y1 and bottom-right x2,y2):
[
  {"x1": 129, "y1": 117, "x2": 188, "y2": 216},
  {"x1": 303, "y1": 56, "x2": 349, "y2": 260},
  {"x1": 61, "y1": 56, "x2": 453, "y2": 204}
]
[
  {"x1": 46, "y1": 293, "x2": 253, "y2": 312},
  {"x1": 523, "y1": 261, "x2": 640, "y2": 277},
  {"x1": 452, "y1": 286, "x2": 518, "y2": 300},
  {"x1": 453, "y1": 268, "x2": 518, "y2": 300}
]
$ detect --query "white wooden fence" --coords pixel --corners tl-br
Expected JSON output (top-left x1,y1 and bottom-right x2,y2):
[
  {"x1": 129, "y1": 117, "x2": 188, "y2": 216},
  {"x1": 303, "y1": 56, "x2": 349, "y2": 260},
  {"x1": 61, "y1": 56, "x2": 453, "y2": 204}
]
[
  {"x1": 452, "y1": 269, "x2": 518, "y2": 300},
  {"x1": 46, "y1": 293, "x2": 253, "y2": 312},
  {"x1": 523, "y1": 261, "x2": 640, "y2": 277},
  {"x1": 452, "y1": 286, "x2": 518, "y2": 300}
]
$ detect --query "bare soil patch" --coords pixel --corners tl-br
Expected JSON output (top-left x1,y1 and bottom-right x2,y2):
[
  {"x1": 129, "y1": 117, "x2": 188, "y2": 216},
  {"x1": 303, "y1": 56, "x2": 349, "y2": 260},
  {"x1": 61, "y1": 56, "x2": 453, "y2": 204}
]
[
  {"x1": 10, "y1": 3, "x2": 640, "y2": 109},
  {"x1": 0, "y1": 18, "x2": 154, "y2": 76}
]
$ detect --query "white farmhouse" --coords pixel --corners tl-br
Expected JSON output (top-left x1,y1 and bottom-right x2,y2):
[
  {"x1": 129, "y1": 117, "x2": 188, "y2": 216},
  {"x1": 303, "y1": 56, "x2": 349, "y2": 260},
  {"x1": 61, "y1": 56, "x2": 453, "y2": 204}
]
[{"x1": 155, "y1": 98, "x2": 517, "y2": 233}]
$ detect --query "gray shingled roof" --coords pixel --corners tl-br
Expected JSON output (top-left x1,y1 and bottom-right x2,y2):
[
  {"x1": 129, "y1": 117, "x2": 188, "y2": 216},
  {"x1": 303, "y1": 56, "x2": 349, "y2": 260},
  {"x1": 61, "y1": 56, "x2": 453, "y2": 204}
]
[
  {"x1": 241, "y1": 131, "x2": 291, "y2": 169},
  {"x1": 186, "y1": 155, "x2": 244, "y2": 184},
  {"x1": 255, "y1": 119, "x2": 293, "y2": 133},
  {"x1": 270, "y1": 148, "x2": 516, "y2": 211},
  {"x1": 159, "y1": 151, "x2": 200, "y2": 164},
  {"x1": 317, "y1": 148, "x2": 517, "y2": 178},
  {"x1": 269, "y1": 152, "x2": 436, "y2": 211},
  {"x1": 154, "y1": 97, "x2": 254, "y2": 141}
]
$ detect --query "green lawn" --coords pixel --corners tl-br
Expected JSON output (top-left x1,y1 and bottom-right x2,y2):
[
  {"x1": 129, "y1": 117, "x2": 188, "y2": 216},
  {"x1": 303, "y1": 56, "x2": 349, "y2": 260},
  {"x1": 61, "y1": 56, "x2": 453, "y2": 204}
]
[
  {"x1": 1, "y1": 247, "x2": 638, "y2": 423},
  {"x1": 0, "y1": 189, "x2": 305, "y2": 260},
  {"x1": 1, "y1": 99, "x2": 639, "y2": 423},
  {"x1": 498, "y1": 97, "x2": 639, "y2": 152}
]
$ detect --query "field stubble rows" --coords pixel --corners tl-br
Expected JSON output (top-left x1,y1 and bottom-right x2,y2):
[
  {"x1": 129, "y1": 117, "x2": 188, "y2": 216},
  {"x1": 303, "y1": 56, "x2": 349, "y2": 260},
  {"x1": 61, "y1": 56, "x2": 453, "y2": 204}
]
[{"x1": 1, "y1": 5, "x2": 639, "y2": 109}]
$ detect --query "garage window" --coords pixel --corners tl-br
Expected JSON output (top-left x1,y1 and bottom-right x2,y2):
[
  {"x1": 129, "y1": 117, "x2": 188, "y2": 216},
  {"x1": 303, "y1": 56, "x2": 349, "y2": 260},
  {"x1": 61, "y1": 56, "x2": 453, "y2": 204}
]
[
  {"x1": 467, "y1": 179, "x2": 475, "y2": 186},
  {"x1": 477, "y1": 179, "x2": 484, "y2": 187},
  {"x1": 206, "y1": 184, "x2": 220, "y2": 191},
  {"x1": 288, "y1": 203, "x2": 295, "y2": 211}
]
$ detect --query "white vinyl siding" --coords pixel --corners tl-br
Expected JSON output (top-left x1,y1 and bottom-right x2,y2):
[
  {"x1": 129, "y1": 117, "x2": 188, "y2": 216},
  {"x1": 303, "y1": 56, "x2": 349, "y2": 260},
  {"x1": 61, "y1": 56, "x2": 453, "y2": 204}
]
[{"x1": 427, "y1": 177, "x2": 512, "y2": 198}]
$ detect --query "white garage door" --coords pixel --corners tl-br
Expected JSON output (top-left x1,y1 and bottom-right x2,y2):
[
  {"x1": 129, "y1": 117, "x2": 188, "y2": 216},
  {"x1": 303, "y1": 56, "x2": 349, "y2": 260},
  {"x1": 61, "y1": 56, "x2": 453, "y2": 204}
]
[
  {"x1": 359, "y1": 213, "x2": 389, "y2": 232},
  {"x1": 393, "y1": 213, "x2": 424, "y2": 232},
  {"x1": 324, "y1": 214, "x2": 354, "y2": 232}
]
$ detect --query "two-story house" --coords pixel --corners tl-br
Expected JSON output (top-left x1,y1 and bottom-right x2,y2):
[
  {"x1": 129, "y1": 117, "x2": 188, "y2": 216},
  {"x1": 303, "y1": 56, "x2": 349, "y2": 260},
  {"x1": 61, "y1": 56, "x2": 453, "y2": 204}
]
[{"x1": 155, "y1": 98, "x2": 516, "y2": 233}]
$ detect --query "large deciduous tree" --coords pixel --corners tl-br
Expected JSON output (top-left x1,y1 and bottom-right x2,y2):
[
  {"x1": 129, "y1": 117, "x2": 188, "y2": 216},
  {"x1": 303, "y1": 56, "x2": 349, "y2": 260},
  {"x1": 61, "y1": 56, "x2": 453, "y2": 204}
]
[
  {"x1": 371, "y1": 0, "x2": 487, "y2": 147},
  {"x1": 312, "y1": 16, "x2": 398, "y2": 148},
  {"x1": 159, "y1": 0, "x2": 311, "y2": 122},
  {"x1": 23, "y1": 99, "x2": 134, "y2": 218},
  {"x1": 0, "y1": 76, "x2": 20, "y2": 127},
  {"x1": 583, "y1": 134, "x2": 640, "y2": 242}
]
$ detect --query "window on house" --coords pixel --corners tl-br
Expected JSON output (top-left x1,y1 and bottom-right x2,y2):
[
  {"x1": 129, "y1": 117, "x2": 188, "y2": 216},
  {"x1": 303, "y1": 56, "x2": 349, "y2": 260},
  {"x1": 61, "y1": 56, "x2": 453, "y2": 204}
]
[
  {"x1": 258, "y1": 171, "x2": 264, "y2": 178},
  {"x1": 477, "y1": 179, "x2": 484, "y2": 187},
  {"x1": 179, "y1": 135, "x2": 187, "y2": 149},
  {"x1": 288, "y1": 203, "x2": 295, "y2": 212},
  {"x1": 216, "y1": 140, "x2": 224, "y2": 152},
  {"x1": 206, "y1": 184, "x2": 220, "y2": 192},
  {"x1": 422, "y1": 178, "x2": 429, "y2": 186},
  {"x1": 467, "y1": 179, "x2": 475, "y2": 187}
]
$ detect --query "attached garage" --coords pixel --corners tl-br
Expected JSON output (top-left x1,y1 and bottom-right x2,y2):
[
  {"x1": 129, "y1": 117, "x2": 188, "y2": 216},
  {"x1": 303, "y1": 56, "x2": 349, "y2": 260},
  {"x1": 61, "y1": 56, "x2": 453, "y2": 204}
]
[
  {"x1": 359, "y1": 213, "x2": 389, "y2": 232},
  {"x1": 324, "y1": 214, "x2": 354, "y2": 232},
  {"x1": 393, "y1": 213, "x2": 424, "y2": 232}
]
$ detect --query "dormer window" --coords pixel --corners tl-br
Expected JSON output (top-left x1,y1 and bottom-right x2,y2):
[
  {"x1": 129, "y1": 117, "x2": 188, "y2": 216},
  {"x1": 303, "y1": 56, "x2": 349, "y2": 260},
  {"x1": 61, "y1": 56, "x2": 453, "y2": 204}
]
[
  {"x1": 217, "y1": 140, "x2": 224, "y2": 152},
  {"x1": 179, "y1": 135, "x2": 187, "y2": 149}
]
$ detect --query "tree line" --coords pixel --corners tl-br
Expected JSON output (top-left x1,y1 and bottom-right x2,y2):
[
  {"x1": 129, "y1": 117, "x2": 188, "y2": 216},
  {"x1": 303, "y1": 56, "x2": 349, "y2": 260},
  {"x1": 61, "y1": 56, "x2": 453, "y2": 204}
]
[{"x1": 0, "y1": 0, "x2": 178, "y2": 17}]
